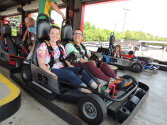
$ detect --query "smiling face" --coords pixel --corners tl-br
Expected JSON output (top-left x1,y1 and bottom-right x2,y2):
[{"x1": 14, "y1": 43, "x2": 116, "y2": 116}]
[
  {"x1": 73, "y1": 30, "x2": 83, "y2": 44},
  {"x1": 49, "y1": 28, "x2": 60, "y2": 43}
]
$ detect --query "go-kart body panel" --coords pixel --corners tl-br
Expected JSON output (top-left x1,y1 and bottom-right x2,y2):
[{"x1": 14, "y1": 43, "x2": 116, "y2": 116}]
[
  {"x1": 0, "y1": 50, "x2": 10, "y2": 62},
  {"x1": 103, "y1": 54, "x2": 134, "y2": 69},
  {"x1": 31, "y1": 64, "x2": 60, "y2": 95},
  {"x1": 0, "y1": 49, "x2": 26, "y2": 65}
]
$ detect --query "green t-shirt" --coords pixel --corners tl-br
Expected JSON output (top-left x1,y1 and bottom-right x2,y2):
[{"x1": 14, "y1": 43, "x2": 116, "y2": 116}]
[
  {"x1": 38, "y1": 0, "x2": 57, "y2": 19},
  {"x1": 65, "y1": 43, "x2": 91, "y2": 61}
]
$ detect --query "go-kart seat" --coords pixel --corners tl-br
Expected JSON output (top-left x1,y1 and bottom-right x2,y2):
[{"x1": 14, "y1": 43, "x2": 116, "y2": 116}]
[
  {"x1": 61, "y1": 19, "x2": 73, "y2": 46},
  {"x1": 30, "y1": 15, "x2": 60, "y2": 95},
  {"x1": 32, "y1": 18, "x2": 50, "y2": 66},
  {"x1": 0, "y1": 24, "x2": 17, "y2": 55}
]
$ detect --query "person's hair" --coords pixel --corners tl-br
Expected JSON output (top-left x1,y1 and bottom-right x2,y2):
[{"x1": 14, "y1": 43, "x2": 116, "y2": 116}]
[
  {"x1": 49, "y1": 25, "x2": 60, "y2": 33},
  {"x1": 25, "y1": 17, "x2": 34, "y2": 22},
  {"x1": 73, "y1": 29, "x2": 83, "y2": 35},
  {"x1": 114, "y1": 45, "x2": 121, "y2": 56}
]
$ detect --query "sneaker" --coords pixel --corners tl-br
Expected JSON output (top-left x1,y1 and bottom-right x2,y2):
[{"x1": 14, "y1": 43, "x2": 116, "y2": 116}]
[
  {"x1": 23, "y1": 59, "x2": 31, "y2": 64},
  {"x1": 97, "y1": 83, "x2": 104, "y2": 93},
  {"x1": 113, "y1": 77, "x2": 133, "y2": 90}
]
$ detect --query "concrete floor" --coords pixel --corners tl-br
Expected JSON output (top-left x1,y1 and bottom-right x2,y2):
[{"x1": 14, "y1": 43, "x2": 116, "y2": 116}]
[{"x1": 0, "y1": 65, "x2": 167, "y2": 125}]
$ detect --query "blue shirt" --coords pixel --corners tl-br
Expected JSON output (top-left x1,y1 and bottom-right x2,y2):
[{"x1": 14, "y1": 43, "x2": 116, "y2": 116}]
[{"x1": 28, "y1": 21, "x2": 37, "y2": 35}]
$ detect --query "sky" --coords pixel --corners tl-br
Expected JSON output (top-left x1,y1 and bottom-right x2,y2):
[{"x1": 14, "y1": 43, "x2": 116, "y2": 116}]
[{"x1": 51, "y1": 0, "x2": 167, "y2": 38}]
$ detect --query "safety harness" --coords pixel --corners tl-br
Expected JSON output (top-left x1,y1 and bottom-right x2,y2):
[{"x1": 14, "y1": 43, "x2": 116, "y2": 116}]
[
  {"x1": 70, "y1": 42, "x2": 88, "y2": 59},
  {"x1": 3, "y1": 37, "x2": 16, "y2": 53},
  {"x1": 44, "y1": 40, "x2": 65, "y2": 69}
]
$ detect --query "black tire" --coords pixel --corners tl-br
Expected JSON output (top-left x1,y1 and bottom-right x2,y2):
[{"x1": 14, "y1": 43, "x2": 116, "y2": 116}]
[
  {"x1": 78, "y1": 94, "x2": 107, "y2": 125},
  {"x1": 131, "y1": 62, "x2": 143, "y2": 73},
  {"x1": 21, "y1": 66, "x2": 32, "y2": 83}
]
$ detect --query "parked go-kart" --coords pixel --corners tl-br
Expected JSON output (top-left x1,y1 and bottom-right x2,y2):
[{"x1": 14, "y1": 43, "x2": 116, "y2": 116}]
[
  {"x1": 11, "y1": 14, "x2": 149, "y2": 125},
  {"x1": 121, "y1": 51, "x2": 159, "y2": 72},
  {"x1": 0, "y1": 20, "x2": 28, "y2": 68},
  {"x1": 97, "y1": 32, "x2": 159, "y2": 73}
]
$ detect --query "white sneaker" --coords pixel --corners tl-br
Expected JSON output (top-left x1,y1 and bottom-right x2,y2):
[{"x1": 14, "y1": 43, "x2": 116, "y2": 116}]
[
  {"x1": 23, "y1": 52, "x2": 33, "y2": 64},
  {"x1": 23, "y1": 59, "x2": 31, "y2": 64},
  {"x1": 98, "y1": 83, "x2": 104, "y2": 93}
]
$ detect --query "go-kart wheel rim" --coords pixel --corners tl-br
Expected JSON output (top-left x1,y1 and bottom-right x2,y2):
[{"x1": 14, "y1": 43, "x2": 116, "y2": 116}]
[
  {"x1": 22, "y1": 69, "x2": 28, "y2": 80},
  {"x1": 82, "y1": 102, "x2": 97, "y2": 119}
]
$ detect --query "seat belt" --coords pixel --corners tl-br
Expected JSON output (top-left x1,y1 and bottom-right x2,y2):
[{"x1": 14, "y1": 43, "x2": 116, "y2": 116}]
[
  {"x1": 4, "y1": 38, "x2": 8, "y2": 52},
  {"x1": 44, "y1": 40, "x2": 66, "y2": 69},
  {"x1": 71, "y1": 42, "x2": 88, "y2": 59}
]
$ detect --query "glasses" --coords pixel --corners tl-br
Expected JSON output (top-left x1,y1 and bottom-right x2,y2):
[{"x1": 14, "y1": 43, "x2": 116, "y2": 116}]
[{"x1": 73, "y1": 33, "x2": 83, "y2": 36}]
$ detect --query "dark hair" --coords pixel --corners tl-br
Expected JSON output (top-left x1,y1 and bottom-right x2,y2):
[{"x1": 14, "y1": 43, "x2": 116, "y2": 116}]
[{"x1": 49, "y1": 25, "x2": 60, "y2": 33}]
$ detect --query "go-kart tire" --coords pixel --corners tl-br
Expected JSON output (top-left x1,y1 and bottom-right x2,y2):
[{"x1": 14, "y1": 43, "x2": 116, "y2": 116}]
[
  {"x1": 131, "y1": 62, "x2": 143, "y2": 73},
  {"x1": 21, "y1": 66, "x2": 32, "y2": 83},
  {"x1": 78, "y1": 94, "x2": 107, "y2": 125}
]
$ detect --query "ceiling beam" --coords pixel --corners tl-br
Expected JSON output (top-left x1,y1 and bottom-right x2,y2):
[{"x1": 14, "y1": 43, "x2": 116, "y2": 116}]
[
  {"x1": 11, "y1": 0, "x2": 22, "y2": 4},
  {"x1": 11, "y1": 0, "x2": 32, "y2": 5}
]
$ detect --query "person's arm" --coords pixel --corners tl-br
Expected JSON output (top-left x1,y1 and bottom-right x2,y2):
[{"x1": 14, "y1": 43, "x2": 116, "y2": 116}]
[
  {"x1": 61, "y1": 45, "x2": 74, "y2": 67},
  {"x1": 38, "y1": 55, "x2": 58, "y2": 79},
  {"x1": 37, "y1": 44, "x2": 58, "y2": 79},
  {"x1": 65, "y1": 43, "x2": 88, "y2": 63},
  {"x1": 22, "y1": 29, "x2": 28, "y2": 41},
  {"x1": 113, "y1": 52, "x2": 116, "y2": 58},
  {"x1": 50, "y1": 1, "x2": 65, "y2": 19},
  {"x1": 65, "y1": 60, "x2": 74, "y2": 67},
  {"x1": 87, "y1": 53, "x2": 91, "y2": 59}
]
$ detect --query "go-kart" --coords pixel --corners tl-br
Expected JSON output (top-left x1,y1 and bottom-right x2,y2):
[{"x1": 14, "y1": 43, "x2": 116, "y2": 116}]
[
  {"x1": 97, "y1": 32, "x2": 159, "y2": 73},
  {"x1": 10, "y1": 14, "x2": 149, "y2": 125},
  {"x1": 0, "y1": 20, "x2": 28, "y2": 68},
  {"x1": 122, "y1": 51, "x2": 159, "y2": 72}
]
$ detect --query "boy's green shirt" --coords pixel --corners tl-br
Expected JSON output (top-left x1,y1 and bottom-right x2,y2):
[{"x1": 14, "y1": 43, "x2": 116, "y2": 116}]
[{"x1": 38, "y1": 0, "x2": 57, "y2": 19}]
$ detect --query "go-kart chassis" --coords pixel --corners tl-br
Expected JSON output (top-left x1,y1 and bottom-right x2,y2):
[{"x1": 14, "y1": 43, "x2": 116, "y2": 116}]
[{"x1": 10, "y1": 65, "x2": 149, "y2": 125}]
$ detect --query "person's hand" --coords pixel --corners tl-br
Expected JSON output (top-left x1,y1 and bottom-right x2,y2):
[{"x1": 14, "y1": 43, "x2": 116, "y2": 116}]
[
  {"x1": 62, "y1": 14, "x2": 66, "y2": 20},
  {"x1": 80, "y1": 58, "x2": 87, "y2": 63},
  {"x1": 54, "y1": 74, "x2": 58, "y2": 79},
  {"x1": 89, "y1": 60, "x2": 97, "y2": 67},
  {"x1": 28, "y1": 45, "x2": 32, "y2": 50},
  {"x1": 51, "y1": 73, "x2": 58, "y2": 80},
  {"x1": 51, "y1": 19, "x2": 55, "y2": 24}
]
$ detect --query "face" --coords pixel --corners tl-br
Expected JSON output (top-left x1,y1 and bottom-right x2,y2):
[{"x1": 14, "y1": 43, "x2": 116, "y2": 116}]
[
  {"x1": 116, "y1": 46, "x2": 120, "y2": 52},
  {"x1": 49, "y1": 28, "x2": 60, "y2": 42},
  {"x1": 25, "y1": 18, "x2": 33, "y2": 28},
  {"x1": 73, "y1": 30, "x2": 83, "y2": 44}
]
